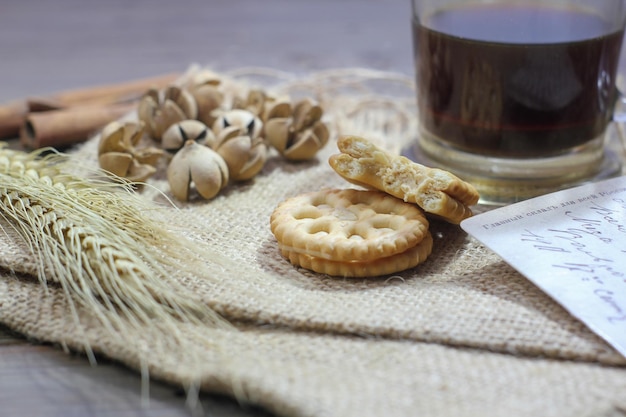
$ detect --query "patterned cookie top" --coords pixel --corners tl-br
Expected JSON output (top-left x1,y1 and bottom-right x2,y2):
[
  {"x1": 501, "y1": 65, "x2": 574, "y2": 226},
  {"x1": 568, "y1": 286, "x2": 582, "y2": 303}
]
[{"x1": 270, "y1": 188, "x2": 429, "y2": 262}]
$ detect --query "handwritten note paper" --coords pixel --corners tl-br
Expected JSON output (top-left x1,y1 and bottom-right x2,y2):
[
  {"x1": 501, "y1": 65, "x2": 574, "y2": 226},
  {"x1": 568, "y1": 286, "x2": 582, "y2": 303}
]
[{"x1": 461, "y1": 176, "x2": 626, "y2": 358}]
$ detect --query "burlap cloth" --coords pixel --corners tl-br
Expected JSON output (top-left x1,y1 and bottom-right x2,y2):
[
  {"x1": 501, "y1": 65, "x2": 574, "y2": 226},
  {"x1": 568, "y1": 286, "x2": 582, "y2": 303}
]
[{"x1": 1, "y1": 68, "x2": 625, "y2": 417}]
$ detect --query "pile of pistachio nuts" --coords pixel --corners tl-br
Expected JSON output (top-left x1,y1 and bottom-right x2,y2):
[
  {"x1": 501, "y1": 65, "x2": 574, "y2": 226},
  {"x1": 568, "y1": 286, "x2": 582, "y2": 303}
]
[{"x1": 97, "y1": 70, "x2": 330, "y2": 201}]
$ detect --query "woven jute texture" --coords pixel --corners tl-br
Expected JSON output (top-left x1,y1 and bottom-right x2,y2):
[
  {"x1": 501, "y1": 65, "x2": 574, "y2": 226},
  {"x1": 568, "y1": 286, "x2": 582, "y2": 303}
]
[{"x1": 0, "y1": 68, "x2": 625, "y2": 417}]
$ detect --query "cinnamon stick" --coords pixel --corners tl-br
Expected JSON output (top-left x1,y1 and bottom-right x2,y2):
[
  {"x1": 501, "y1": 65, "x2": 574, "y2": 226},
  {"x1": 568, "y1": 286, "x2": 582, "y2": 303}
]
[
  {"x1": 20, "y1": 102, "x2": 136, "y2": 149},
  {"x1": 0, "y1": 73, "x2": 179, "y2": 140},
  {"x1": 0, "y1": 100, "x2": 28, "y2": 139},
  {"x1": 47, "y1": 72, "x2": 179, "y2": 107}
]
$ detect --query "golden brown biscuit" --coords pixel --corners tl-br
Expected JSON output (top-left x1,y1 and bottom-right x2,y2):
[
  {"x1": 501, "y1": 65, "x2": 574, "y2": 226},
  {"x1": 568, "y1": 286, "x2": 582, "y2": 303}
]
[
  {"x1": 270, "y1": 189, "x2": 428, "y2": 262},
  {"x1": 328, "y1": 135, "x2": 480, "y2": 224},
  {"x1": 270, "y1": 188, "x2": 429, "y2": 262},
  {"x1": 279, "y1": 231, "x2": 433, "y2": 277}
]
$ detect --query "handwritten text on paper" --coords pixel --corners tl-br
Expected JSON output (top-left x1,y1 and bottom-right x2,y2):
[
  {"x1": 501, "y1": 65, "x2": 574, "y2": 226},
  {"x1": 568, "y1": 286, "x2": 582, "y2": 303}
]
[{"x1": 461, "y1": 177, "x2": 626, "y2": 358}]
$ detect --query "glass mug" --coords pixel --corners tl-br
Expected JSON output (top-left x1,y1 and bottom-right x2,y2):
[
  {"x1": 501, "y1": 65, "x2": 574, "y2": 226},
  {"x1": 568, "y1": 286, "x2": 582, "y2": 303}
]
[{"x1": 408, "y1": 0, "x2": 626, "y2": 204}]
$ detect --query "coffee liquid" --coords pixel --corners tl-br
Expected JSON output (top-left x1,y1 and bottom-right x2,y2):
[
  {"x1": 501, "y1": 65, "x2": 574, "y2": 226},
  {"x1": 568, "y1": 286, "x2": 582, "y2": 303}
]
[{"x1": 413, "y1": 4, "x2": 624, "y2": 157}]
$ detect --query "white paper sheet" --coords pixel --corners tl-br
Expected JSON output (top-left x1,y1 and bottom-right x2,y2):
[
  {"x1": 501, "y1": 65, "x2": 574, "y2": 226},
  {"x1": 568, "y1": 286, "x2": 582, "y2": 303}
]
[{"x1": 461, "y1": 176, "x2": 626, "y2": 359}]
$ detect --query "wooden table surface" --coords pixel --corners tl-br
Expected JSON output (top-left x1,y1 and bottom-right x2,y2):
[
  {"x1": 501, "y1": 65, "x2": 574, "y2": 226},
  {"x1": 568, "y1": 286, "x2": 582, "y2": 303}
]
[{"x1": 0, "y1": 1, "x2": 411, "y2": 416}]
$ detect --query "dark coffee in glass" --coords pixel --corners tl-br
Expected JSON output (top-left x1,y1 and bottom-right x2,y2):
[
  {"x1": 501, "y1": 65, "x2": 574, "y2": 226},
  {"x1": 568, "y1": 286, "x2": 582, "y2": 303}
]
[
  {"x1": 410, "y1": 0, "x2": 626, "y2": 204},
  {"x1": 413, "y1": 3, "x2": 623, "y2": 157}
]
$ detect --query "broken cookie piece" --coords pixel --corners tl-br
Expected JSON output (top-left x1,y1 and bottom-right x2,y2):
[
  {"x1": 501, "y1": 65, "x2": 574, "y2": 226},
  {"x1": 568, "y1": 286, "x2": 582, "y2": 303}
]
[{"x1": 329, "y1": 135, "x2": 480, "y2": 224}]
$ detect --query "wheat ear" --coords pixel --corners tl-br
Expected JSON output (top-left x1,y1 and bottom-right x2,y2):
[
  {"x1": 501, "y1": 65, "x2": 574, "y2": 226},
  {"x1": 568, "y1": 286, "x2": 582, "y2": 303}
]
[{"x1": 0, "y1": 143, "x2": 232, "y2": 362}]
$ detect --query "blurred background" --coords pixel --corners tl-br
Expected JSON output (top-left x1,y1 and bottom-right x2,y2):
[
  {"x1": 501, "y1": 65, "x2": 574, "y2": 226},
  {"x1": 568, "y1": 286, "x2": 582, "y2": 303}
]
[{"x1": 0, "y1": 0, "x2": 413, "y2": 102}]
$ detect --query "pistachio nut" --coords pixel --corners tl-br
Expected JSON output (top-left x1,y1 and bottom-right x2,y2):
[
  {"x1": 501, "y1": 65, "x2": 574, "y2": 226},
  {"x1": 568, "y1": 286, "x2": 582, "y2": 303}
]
[
  {"x1": 97, "y1": 120, "x2": 163, "y2": 182},
  {"x1": 137, "y1": 86, "x2": 198, "y2": 141},
  {"x1": 212, "y1": 109, "x2": 263, "y2": 140},
  {"x1": 166, "y1": 139, "x2": 229, "y2": 201},
  {"x1": 187, "y1": 71, "x2": 224, "y2": 127},
  {"x1": 162, "y1": 120, "x2": 216, "y2": 154},
  {"x1": 233, "y1": 89, "x2": 294, "y2": 124},
  {"x1": 214, "y1": 126, "x2": 268, "y2": 181},
  {"x1": 265, "y1": 98, "x2": 330, "y2": 161},
  {"x1": 210, "y1": 109, "x2": 267, "y2": 180},
  {"x1": 232, "y1": 89, "x2": 268, "y2": 119},
  {"x1": 263, "y1": 100, "x2": 292, "y2": 121}
]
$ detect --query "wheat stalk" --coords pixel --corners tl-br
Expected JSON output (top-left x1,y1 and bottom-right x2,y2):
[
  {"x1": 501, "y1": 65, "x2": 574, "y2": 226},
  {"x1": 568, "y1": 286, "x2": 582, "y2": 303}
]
[{"x1": 0, "y1": 143, "x2": 231, "y2": 367}]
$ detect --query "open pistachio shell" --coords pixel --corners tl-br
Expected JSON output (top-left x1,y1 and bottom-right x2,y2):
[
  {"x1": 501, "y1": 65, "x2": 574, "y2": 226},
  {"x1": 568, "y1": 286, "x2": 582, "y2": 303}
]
[
  {"x1": 292, "y1": 99, "x2": 323, "y2": 131},
  {"x1": 98, "y1": 120, "x2": 146, "y2": 154},
  {"x1": 98, "y1": 152, "x2": 133, "y2": 177},
  {"x1": 162, "y1": 120, "x2": 215, "y2": 153},
  {"x1": 137, "y1": 90, "x2": 160, "y2": 136},
  {"x1": 312, "y1": 121, "x2": 330, "y2": 147},
  {"x1": 214, "y1": 125, "x2": 242, "y2": 147},
  {"x1": 232, "y1": 89, "x2": 267, "y2": 118},
  {"x1": 216, "y1": 135, "x2": 267, "y2": 181},
  {"x1": 263, "y1": 100, "x2": 292, "y2": 121},
  {"x1": 213, "y1": 109, "x2": 263, "y2": 140},
  {"x1": 124, "y1": 122, "x2": 144, "y2": 147},
  {"x1": 133, "y1": 146, "x2": 165, "y2": 166},
  {"x1": 126, "y1": 159, "x2": 157, "y2": 183},
  {"x1": 165, "y1": 86, "x2": 198, "y2": 120},
  {"x1": 137, "y1": 86, "x2": 198, "y2": 141},
  {"x1": 150, "y1": 100, "x2": 190, "y2": 140},
  {"x1": 281, "y1": 130, "x2": 323, "y2": 161},
  {"x1": 237, "y1": 151, "x2": 267, "y2": 180},
  {"x1": 263, "y1": 118, "x2": 291, "y2": 153},
  {"x1": 192, "y1": 85, "x2": 223, "y2": 127},
  {"x1": 137, "y1": 89, "x2": 159, "y2": 119},
  {"x1": 167, "y1": 140, "x2": 229, "y2": 201},
  {"x1": 98, "y1": 121, "x2": 126, "y2": 154},
  {"x1": 247, "y1": 90, "x2": 267, "y2": 116},
  {"x1": 98, "y1": 120, "x2": 162, "y2": 181},
  {"x1": 265, "y1": 115, "x2": 330, "y2": 161}
]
